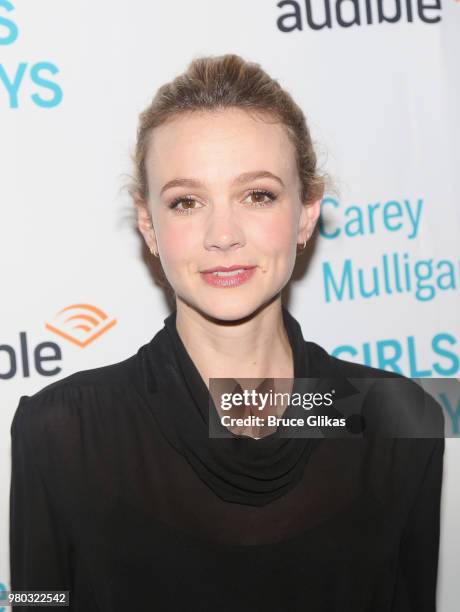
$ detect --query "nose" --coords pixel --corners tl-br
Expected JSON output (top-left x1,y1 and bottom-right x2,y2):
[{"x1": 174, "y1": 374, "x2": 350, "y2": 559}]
[{"x1": 203, "y1": 204, "x2": 246, "y2": 252}]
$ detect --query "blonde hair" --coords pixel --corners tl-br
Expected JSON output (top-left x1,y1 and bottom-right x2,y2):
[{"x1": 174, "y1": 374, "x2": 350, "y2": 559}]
[
  {"x1": 127, "y1": 53, "x2": 328, "y2": 207},
  {"x1": 126, "y1": 54, "x2": 331, "y2": 297}
]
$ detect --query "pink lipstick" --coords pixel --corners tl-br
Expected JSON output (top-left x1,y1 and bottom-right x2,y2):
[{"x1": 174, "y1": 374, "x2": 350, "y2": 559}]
[{"x1": 200, "y1": 265, "x2": 257, "y2": 288}]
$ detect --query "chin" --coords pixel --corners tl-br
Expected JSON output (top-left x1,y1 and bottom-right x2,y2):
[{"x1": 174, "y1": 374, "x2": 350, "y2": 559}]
[
  {"x1": 201, "y1": 301, "x2": 257, "y2": 323},
  {"x1": 185, "y1": 292, "x2": 279, "y2": 325}
]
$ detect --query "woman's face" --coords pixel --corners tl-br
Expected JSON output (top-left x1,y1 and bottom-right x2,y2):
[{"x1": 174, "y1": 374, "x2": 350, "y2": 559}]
[{"x1": 137, "y1": 107, "x2": 321, "y2": 321}]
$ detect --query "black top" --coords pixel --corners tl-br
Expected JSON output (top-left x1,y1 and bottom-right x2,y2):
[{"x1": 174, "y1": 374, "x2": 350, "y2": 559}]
[{"x1": 10, "y1": 306, "x2": 445, "y2": 611}]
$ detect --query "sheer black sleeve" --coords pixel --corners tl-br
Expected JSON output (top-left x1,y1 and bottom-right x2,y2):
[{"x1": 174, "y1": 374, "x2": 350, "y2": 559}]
[
  {"x1": 9, "y1": 396, "x2": 72, "y2": 609},
  {"x1": 392, "y1": 437, "x2": 445, "y2": 611}
]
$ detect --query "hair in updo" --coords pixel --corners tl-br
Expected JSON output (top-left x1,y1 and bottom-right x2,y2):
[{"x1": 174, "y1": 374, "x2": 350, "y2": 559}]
[
  {"x1": 127, "y1": 53, "x2": 328, "y2": 207},
  {"x1": 126, "y1": 54, "x2": 330, "y2": 295}
]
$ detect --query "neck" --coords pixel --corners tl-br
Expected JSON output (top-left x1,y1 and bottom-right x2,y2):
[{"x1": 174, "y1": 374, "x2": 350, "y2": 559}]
[{"x1": 174, "y1": 297, "x2": 294, "y2": 389}]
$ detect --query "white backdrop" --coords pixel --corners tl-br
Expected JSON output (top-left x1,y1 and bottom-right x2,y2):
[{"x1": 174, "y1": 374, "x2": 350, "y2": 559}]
[{"x1": 1, "y1": 0, "x2": 459, "y2": 609}]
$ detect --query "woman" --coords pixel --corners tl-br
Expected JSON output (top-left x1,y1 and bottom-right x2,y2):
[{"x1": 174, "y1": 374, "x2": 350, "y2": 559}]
[{"x1": 10, "y1": 54, "x2": 444, "y2": 611}]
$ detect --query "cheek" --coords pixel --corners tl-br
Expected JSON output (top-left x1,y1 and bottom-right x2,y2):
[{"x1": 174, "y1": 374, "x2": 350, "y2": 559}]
[
  {"x1": 159, "y1": 226, "x2": 191, "y2": 266},
  {"x1": 254, "y1": 214, "x2": 296, "y2": 252}
]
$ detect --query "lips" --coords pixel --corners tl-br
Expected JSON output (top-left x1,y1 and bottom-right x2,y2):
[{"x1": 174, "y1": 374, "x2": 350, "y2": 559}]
[
  {"x1": 200, "y1": 266, "x2": 257, "y2": 287},
  {"x1": 201, "y1": 265, "x2": 256, "y2": 273}
]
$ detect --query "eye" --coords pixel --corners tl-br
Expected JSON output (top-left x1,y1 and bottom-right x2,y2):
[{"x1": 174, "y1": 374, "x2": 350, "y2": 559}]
[
  {"x1": 167, "y1": 189, "x2": 278, "y2": 215},
  {"x1": 168, "y1": 196, "x2": 202, "y2": 215},
  {"x1": 244, "y1": 189, "x2": 278, "y2": 207}
]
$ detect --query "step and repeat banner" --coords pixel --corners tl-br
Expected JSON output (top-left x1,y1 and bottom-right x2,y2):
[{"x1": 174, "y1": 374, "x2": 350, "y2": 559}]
[{"x1": 1, "y1": 0, "x2": 459, "y2": 608}]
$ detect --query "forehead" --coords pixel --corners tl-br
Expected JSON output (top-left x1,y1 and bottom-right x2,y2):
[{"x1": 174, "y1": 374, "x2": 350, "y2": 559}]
[{"x1": 145, "y1": 108, "x2": 298, "y2": 191}]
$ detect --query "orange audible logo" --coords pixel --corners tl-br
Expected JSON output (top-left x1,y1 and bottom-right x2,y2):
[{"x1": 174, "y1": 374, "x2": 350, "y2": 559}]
[{"x1": 45, "y1": 303, "x2": 117, "y2": 347}]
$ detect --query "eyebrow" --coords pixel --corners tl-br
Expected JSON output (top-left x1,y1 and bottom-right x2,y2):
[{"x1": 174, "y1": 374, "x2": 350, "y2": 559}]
[{"x1": 159, "y1": 170, "x2": 285, "y2": 197}]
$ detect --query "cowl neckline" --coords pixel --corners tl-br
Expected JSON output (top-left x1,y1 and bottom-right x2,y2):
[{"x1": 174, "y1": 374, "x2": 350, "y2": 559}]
[{"x1": 143, "y1": 305, "x2": 355, "y2": 506}]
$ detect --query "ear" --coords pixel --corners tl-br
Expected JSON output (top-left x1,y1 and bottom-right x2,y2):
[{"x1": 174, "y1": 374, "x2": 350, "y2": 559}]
[
  {"x1": 134, "y1": 194, "x2": 158, "y2": 255},
  {"x1": 297, "y1": 198, "x2": 321, "y2": 244}
]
